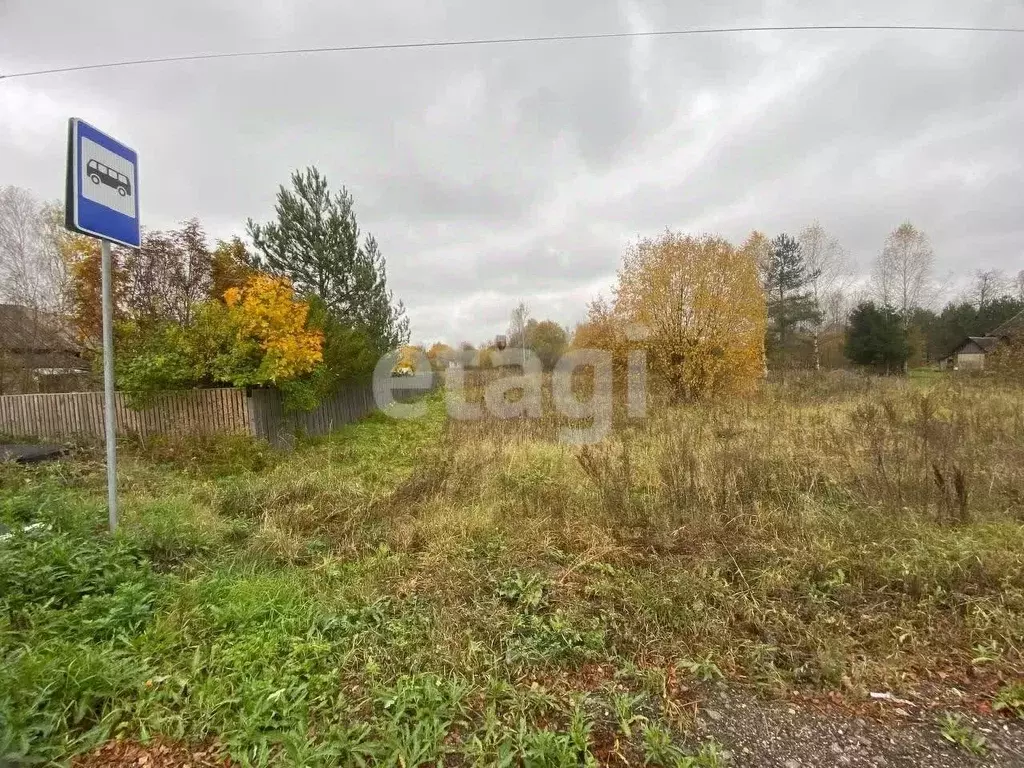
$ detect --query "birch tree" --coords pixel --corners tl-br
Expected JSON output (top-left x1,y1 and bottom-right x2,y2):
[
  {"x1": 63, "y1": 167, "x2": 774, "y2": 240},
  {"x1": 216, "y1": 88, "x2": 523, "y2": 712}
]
[
  {"x1": 0, "y1": 186, "x2": 66, "y2": 311},
  {"x1": 0, "y1": 187, "x2": 73, "y2": 390},
  {"x1": 507, "y1": 301, "x2": 530, "y2": 349},
  {"x1": 871, "y1": 222, "x2": 935, "y2": 319},
  {"x1": 798, "y1": 221, "x2": 852, "y2": 369}
]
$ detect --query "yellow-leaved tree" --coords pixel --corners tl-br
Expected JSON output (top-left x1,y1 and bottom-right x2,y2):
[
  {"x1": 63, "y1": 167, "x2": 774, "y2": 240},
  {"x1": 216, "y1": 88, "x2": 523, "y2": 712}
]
[
  {"x1": 117, "y1": 273, "x2": 328, "y2": 409},
  {"x1": 394, "y1": 345, "x2": 426, "y2": 373},
  {"x1": 585, "y1": 231, "x2": 766, "y2": 400},
  {"x1": 426, "y1": 342, "x2": 457, "y2": 371},
  {"x1": 223, "y1": 275, "x2": 324, "y2": 384},
  {"x1": 740, "y1": 230, "x2": 773, "y2": 291}
]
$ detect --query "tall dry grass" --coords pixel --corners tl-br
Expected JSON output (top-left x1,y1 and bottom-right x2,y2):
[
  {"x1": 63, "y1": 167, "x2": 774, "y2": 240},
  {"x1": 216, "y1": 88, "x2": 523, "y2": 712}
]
[
  {"x1": 432, "y1": 370, "x2": 1022, "y2": 541},
  {"x1": 396, "y1": 371, "x2": 1024, "y2": 688},
  {"x1": 178, "y1": 370, "x2": 1022, "y2": 688}
]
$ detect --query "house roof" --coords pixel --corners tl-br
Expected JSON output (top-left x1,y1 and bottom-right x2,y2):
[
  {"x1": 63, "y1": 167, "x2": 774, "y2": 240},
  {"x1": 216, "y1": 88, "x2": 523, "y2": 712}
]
[
  {"x1": 955, "y1": 336, "x2": 1001, "y2": 354},
  {"x1": 0, "y1": 304, "x2": 80, "y2": 355},
  {"x1": 10, "y1": 351, "x2": 90, "y2": 372},
  {"x1": 990, "y1": 308, "x2": 1024, "y2": 339}
]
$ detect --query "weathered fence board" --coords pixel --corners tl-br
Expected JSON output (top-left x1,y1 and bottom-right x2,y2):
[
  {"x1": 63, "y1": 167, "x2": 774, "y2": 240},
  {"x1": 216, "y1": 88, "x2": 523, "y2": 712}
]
[
  {"x1": 247, "y1": 382, "x2": 386, "y2": 447},
  {"x1": 0, "y1": 388, "x2": 250, "y2": 441},
  {"x1": 0, "y1": 375, "x2": 438, "y2": 446}
]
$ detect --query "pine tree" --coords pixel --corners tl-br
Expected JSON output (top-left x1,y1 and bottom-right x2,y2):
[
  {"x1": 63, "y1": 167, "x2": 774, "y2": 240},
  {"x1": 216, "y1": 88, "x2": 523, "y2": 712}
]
[
  {"x1": 764, "y1": 233, "x2": 822, "y2": 364},
  {"x1": 845, "y1": 301, "x2": 909, "y2": 373},
  {"x1": 247, "y1": 167, "x2": 409, "y2": 355}
]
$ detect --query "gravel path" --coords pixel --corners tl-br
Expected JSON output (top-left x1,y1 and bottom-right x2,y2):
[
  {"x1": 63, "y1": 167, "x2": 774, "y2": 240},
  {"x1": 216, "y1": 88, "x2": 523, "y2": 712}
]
[{"x1": 691, "y1": 685, "x2": 1024, "y2": 767}]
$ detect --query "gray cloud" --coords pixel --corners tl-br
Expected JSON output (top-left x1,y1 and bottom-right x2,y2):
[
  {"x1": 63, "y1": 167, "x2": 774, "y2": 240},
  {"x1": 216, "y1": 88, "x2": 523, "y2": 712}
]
[{"x1": 2, "y1": 0, "x2": 1022, "y2": 344}]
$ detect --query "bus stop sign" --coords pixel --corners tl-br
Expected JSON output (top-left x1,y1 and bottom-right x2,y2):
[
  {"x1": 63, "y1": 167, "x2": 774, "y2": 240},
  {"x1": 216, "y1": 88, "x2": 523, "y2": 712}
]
[{"x1": 65, "y1": 118, "x2": 140, "y2": 248}]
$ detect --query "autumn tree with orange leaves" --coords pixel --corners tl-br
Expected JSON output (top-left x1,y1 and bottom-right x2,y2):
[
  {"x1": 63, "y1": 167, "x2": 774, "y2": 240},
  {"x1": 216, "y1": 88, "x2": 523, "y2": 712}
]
[
  {"x1": 576, "y1": 231, "x2": 766, "y2": 400},
  {"x1": 59, "y1": 217, "x2": 344, "y2": 408},
  {"x1": 117, "y1": 275, "x2": 324, "y2": 407}
]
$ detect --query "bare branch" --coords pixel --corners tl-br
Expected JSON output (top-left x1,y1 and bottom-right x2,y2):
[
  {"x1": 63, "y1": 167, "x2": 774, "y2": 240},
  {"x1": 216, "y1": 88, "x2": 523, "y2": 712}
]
[{"x1": 966, "y1": 269, "x2": 1010, "y2": 309}]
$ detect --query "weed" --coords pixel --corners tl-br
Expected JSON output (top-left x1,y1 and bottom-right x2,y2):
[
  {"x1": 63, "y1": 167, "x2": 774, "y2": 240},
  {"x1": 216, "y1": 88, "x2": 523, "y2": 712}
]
[
  {"x1": 938, "y1": 712, "x2": 988, "y2": 756},
  {"x1": 370, "y1": 673, "x2": 469, "y2": 767},
  {"x1": 123, "y1": 433, "x2": 276, "y2": 478},
  {"x1": 642, "y1": 725, "x2": 728, "y2": 768},
  {"x1": 0, "y1": 639, "x2": 150, "y2": 764},
  {"x1": 609, "y1": 690, "x2": 648, "y2": 738},
  {"x1": 0, "y1": 528, "x2": 159, "y2": 626},
  {"x1": 505, "y1": 611, "x2": 606, "y2": 665},
  {"x1": 497, "y1": 570, "x2": 548, "y2": 611},
  {"x1": 577, "y1": 440, "x2": 644, "y2": 528},
  {"x1": 688, "y1": 740, "x2": 729, "y2": 768},
  {"x1": 568, "y1": 696, "x2": 595, "y2": 758},
  {"x1": 518, "y1": 721, "x2": 596, "y2": 768},
  {"x1": 2, "y1": 375, "x2": 1023, "y2": 763},
  {"x1": 971, "y1": 640, "x2": 1002, "y2": 665},
  {"x1": 642, "y1": 722, "x2": 684, "y2": 765},
  {"x1": 679, "y1": 656, "x2": 724, "y2": 683},
  {"x1": 992, "y1": 682, "x2": 1024, "y2": 720}
]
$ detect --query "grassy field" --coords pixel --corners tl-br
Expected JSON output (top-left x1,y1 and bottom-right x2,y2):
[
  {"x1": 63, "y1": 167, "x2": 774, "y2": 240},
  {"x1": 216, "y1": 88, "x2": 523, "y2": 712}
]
[{"x1": 1, "y1": 372, "x2": 1023, "y2": 766}]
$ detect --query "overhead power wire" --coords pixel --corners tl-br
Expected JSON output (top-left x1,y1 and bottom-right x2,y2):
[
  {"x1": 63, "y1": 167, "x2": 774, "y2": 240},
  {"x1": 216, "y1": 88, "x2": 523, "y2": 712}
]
[{"x1": 2, "y1": 24, "x2": 1023, "y2": 81}]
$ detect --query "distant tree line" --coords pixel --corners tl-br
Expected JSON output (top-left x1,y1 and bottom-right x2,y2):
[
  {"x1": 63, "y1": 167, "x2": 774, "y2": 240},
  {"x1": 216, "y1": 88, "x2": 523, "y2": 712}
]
[
  {"x1": 5, "y1": 173, "x2": 1023, "y2": 401},
  {"x1": 418, "y1": 219, "x2": 1021, "y2": 397},
  {"x1": 414, "y1": 309, "x2": 570, "y2": 376}
]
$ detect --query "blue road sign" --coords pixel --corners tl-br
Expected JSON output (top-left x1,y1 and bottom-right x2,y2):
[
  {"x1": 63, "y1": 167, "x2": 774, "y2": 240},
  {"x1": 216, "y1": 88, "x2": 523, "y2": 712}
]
[{"x1": 65, "y1": 118, "x2": 140, "y2": 248}]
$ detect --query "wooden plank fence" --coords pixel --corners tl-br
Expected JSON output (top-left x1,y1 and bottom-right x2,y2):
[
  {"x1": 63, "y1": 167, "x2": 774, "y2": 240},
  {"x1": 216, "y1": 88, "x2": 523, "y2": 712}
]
[
  {"x1": 248, "y1": 382, "x2": 378, "y2": 447},
  {"x1": 0, "y1": 376, "x2": 437, "y2": 447},
  {"x1": 0, "y1": 388, "x2": 250, "y2": 441}
]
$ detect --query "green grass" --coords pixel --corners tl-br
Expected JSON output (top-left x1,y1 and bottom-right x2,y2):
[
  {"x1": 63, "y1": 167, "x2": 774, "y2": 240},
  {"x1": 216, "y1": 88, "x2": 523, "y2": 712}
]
[
  {"x1": 908, "y1": 367, "x2": 946, "y2": 381},
  {"x1": 2, "y1": 381, "x2": 1023, "y2": 766}
]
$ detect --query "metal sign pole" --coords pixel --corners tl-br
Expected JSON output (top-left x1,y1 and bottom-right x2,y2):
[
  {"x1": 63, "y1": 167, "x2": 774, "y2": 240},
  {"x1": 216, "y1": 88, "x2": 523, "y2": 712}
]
[
  {"x1": 100, "y1": 238, "x2": 118, "y2": 532},
  {"x1": 65, "y1": 117, "x2": 137, "y2": 536}
]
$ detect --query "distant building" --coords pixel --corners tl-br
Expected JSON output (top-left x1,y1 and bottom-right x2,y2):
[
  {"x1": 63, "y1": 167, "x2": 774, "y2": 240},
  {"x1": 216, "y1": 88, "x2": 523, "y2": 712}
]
[
  {"x1": 0, "y1": 304, "x2": 90, "y2": 394},
  {"x1": 944, "y1": 309, "x2": 1024, "y2": 371},
  {"x1": 949, "y1": 336, "x2": 1001, "y2": 370}
]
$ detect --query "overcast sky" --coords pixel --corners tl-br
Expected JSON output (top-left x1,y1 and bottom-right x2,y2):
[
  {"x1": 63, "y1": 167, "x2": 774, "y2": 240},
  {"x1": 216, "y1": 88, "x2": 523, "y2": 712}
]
[{"x1": 2, "y1": 1, "x2": 1022, "y2": 345}]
